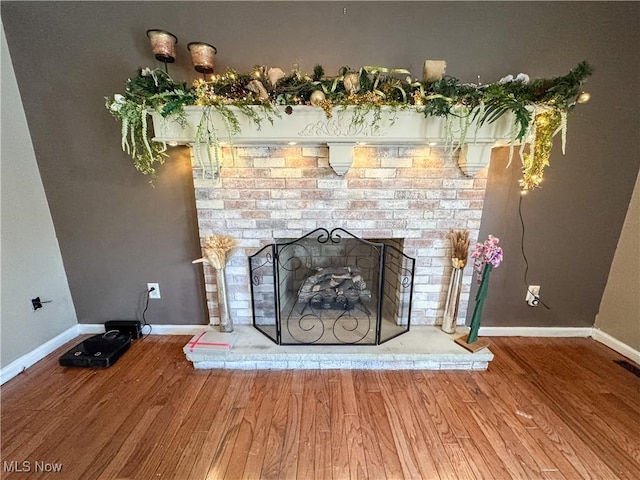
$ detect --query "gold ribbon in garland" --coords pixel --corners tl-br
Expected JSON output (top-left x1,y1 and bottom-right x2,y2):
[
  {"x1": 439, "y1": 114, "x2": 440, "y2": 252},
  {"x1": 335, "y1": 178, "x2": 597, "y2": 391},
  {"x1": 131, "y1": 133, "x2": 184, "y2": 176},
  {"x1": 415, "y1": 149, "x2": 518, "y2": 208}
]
[{"x1": 361, "y1": 66, "x2": 412, "y2": 100}]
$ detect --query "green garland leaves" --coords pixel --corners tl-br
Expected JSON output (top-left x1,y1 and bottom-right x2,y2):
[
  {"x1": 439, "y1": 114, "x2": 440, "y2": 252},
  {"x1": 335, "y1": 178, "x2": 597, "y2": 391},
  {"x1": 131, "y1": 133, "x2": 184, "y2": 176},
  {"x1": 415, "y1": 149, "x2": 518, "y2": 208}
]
[{"x1": 106, "y1": 62, "x2": 593, "y2": 181}]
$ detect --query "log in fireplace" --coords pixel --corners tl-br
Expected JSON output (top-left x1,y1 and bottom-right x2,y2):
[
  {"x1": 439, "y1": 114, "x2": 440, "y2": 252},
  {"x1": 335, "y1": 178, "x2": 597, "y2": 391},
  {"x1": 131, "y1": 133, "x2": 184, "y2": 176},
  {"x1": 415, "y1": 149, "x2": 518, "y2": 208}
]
[{"x1": 249, "y1": 228, "x2": 415, "y2": 345}]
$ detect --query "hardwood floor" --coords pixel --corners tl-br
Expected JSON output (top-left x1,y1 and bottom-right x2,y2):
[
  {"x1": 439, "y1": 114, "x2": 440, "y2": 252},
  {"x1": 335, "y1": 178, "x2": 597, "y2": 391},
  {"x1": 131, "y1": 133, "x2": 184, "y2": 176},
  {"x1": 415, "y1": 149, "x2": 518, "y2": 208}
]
[{"x1": 1, "y1": 335, "x2": 639, "y2": 479}]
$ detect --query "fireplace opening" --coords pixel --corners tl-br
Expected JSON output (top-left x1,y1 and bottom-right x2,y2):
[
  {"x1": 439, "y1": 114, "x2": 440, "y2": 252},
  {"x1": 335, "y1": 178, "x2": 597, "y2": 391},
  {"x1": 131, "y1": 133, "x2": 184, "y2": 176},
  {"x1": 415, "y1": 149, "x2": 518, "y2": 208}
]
[{"x1": 249, "y1": 228, "x2": 415, "y2": 345}]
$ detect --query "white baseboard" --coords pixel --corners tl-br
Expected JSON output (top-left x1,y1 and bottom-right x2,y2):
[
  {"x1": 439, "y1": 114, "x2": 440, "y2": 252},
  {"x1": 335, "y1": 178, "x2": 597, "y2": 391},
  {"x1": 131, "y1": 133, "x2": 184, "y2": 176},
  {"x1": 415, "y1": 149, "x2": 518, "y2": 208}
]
[
  {"x1": 478, "y1": 326, "x2": 639, "y2": 364},
  {"x1": 478, "y1": 326, "x2": 593, "y2": 337},
  {"x1": 590, "y1": 328, "x2": 640, "y2": 364},
  {"x1": 4, "y1": 324, "x2": 637, "y2": 386},
  {"x1": 140, "y1": 324, "x2": 206, "y2": 335},
  {"x1": 1, "y1": 325, "x2": 79, "y2": 385},
  {"x1": 77, "y1": 324, "x2": 106, "y2": 334},
  {"x1": 78, "y1": 323, "x2": 209, "y2": 335},
  {"x1": 79, "y1": 323, "x2": 206, "y2": 335},
  {"x1": 1, "y1": 324, "x2": 207, "y2": 386}
]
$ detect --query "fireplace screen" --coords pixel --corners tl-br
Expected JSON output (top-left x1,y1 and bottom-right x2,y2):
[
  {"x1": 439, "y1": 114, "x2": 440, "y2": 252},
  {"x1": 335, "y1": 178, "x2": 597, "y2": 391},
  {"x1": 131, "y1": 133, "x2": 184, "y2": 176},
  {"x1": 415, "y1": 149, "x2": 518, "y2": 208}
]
[{"x1": 249, "y1": 228, "x2": 415, "y2": 345}]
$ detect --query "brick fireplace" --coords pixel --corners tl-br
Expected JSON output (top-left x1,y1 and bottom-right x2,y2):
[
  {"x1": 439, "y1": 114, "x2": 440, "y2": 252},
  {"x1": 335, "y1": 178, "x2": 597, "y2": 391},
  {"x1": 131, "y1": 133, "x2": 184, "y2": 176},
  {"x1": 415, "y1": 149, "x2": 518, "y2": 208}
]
[{"x1": 192, "y1": 144, "x2": 487, "y2": 328}]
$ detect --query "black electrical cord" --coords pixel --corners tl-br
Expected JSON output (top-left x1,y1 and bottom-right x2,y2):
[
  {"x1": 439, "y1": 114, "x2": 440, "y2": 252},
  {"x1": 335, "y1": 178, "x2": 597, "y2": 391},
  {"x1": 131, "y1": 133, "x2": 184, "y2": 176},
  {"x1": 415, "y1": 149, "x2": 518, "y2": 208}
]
[
  {"x1": 141, "y1": 287, "x2": 154, "y2": 338},
  {"x1": 519, "y1": 194, "x2": 550, "y2": 310}
]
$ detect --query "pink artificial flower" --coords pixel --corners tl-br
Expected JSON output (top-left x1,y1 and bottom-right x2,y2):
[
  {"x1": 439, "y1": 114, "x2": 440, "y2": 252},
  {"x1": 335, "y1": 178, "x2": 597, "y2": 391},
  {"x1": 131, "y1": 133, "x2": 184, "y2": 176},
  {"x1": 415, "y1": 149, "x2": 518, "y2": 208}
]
[{"x1": 472, "y1": 235, "x2": 504, "y2": 283}]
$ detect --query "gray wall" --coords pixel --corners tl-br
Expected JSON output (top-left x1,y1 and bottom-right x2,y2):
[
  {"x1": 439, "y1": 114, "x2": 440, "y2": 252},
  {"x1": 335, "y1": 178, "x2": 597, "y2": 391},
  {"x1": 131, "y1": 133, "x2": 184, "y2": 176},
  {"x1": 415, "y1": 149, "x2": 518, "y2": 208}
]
[
  {"x1": 1, "y1": 21, "x2": 78, "y2": 368},
  {"x1": 2, "y1": 2, "x2": 638, "y2": 331}
]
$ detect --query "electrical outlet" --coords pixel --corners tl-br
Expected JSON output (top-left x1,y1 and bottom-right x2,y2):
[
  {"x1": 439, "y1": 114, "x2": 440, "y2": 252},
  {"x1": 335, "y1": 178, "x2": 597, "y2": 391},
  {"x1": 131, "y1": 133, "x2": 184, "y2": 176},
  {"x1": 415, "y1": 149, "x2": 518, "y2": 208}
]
[
  {"x1": 32, "y1": 297, "x2": 43, "y2": 310},
  {"x1": 31, "y1": 297, "x2": 52, "y2": 310},
  {"x1": 147, "y1": 283, "x2": 161, "y2": 299},
  {"x1": 525, "y1": 285, "x2": 540, "y2": 307}
]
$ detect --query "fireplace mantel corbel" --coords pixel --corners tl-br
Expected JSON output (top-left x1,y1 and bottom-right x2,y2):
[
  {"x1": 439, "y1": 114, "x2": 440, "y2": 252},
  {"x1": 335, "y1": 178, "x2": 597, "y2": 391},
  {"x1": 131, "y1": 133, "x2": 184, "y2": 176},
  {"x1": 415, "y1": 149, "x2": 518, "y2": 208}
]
[
  {"x1": 150, "y1": 106, "x2": 516, "y2": 176},
  {"x1": 326, "y1": 143, "x2": 355, "y2": 176}
]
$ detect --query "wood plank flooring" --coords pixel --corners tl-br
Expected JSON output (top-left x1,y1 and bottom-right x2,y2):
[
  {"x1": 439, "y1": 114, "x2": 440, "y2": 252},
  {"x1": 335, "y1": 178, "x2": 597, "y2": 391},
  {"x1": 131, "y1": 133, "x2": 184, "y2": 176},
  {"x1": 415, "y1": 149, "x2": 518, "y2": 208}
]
[{"x1": 1, "y1": 335, "x2": 639, "y2": 479}]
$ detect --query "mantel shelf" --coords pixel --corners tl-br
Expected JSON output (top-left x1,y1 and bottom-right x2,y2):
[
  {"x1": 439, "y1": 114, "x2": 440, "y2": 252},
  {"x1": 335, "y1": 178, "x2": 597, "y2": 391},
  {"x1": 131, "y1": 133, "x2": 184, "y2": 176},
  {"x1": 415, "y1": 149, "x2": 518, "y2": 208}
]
[{"x1": 150, "y1": 106, "x2": 516, "y2": 176}]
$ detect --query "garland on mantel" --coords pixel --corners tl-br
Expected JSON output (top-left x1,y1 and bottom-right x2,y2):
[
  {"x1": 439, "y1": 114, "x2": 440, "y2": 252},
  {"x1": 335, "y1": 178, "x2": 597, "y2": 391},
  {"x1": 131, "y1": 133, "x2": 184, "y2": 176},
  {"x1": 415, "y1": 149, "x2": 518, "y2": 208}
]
[{"x1": 106, "y1": 62, "x2": 592, "y2": 189}]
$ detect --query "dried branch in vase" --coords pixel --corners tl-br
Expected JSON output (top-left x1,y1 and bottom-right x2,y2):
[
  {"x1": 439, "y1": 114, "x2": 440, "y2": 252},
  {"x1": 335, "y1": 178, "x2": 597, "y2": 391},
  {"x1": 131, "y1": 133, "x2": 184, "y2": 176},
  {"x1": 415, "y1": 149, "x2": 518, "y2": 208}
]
[
  {"x1": 450, "y1": 230, "x2": 470, "y2": 269},
  {"x1": 192, "y1": 234, "x2": 238, "y2": 269}
]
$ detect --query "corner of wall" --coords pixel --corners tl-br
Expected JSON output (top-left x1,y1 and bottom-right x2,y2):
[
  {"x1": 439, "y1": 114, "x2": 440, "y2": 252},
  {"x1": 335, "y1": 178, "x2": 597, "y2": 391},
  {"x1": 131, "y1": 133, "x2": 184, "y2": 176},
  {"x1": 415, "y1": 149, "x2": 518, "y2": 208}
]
[
  {"x1": 594, "y1": 168, "x2": 640, "y2": 352},
  {"x1": 1, "y1": 20, "x2": 78, "y2": 369}
]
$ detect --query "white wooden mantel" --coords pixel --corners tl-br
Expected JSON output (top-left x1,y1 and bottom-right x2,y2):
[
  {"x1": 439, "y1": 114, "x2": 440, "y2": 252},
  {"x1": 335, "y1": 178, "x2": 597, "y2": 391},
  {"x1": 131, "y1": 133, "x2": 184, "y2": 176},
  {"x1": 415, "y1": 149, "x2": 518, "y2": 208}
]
[{"x1": 150, "y1": 106, "x2": 516, "y2": 176}]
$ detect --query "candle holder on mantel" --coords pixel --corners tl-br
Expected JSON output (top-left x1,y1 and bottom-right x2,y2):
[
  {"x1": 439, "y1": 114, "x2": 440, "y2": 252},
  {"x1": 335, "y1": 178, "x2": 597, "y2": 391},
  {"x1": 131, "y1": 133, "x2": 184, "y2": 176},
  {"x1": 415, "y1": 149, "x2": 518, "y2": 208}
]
[
  {"x1": 146, "y1": 29, "x2": 178, "y2": 72},
  {"x1": 187, "y1": 42, "x2": 217, "y2": 78}
]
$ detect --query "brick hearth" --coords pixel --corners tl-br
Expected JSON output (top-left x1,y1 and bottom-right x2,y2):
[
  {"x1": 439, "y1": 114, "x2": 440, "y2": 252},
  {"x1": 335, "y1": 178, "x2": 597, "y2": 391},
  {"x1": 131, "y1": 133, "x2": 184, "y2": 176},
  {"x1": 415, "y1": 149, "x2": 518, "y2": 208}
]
[{"x1": 184, "y1": 325, "x2": 494, "y2": 370}]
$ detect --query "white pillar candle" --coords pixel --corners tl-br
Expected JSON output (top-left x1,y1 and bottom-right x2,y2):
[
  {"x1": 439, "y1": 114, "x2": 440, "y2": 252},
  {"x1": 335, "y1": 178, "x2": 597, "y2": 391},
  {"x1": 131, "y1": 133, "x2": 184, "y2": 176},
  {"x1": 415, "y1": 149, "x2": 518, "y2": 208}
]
[{"x1": 423, "y1": 60, "x2": 447, "y2": 82}]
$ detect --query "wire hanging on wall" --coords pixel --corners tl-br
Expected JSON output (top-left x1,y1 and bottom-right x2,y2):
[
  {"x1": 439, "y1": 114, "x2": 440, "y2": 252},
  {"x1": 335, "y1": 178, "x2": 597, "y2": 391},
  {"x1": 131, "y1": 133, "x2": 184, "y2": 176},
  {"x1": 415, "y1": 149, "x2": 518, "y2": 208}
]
[{"x1": 519, "y1": 194, "x2": 551, "y2": 310}]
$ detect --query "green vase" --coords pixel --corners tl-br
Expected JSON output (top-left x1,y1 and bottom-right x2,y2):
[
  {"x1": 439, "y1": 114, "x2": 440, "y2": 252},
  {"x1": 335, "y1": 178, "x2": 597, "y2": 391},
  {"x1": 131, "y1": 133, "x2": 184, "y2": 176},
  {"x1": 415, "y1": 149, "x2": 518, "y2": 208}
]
[{"x1": 467, "y1": 264, "x2": 492, "y2": 343}]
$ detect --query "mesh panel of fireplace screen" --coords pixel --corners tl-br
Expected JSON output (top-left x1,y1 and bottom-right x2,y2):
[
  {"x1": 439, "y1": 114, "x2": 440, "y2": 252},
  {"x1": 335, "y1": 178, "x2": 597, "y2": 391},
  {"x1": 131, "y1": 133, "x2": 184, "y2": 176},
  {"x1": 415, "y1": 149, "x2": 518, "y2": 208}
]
[{"x1": 249, "y1": 228, "x2": 415, "y2": 345}]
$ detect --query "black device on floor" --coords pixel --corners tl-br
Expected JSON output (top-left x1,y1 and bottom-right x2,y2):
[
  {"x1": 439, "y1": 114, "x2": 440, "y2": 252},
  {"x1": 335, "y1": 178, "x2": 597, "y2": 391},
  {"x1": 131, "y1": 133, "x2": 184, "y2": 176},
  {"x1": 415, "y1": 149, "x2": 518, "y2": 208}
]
[
  {"x1": 104, "y1": 320, "x2": 143, "y2": 339},
  {"x1": 59, "y1": 332, "x2": 131, "y2": 368}
]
